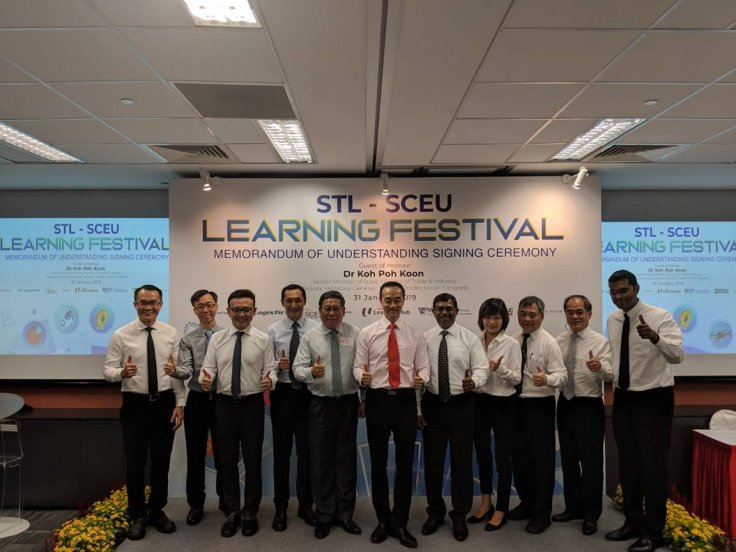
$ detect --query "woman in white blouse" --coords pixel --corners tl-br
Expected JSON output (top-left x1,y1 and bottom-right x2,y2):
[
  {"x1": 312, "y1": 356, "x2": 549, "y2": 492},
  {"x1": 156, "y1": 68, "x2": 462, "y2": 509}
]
[{"x1": 468, "y1": 298, "x2": 522, "y2": 531}]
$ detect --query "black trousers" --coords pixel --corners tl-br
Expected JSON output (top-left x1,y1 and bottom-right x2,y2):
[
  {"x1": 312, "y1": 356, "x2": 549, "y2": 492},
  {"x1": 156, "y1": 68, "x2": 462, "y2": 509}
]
[
  {"x1": 214, "y1": 394, "x2": 265, "y2": 517},
  {"x1": 556, "y1": 395, "x2": 605, "y2": 520},
  {"x1": 184, "y1": 389, "x2": 221, "y2": 510},
  {"x1": 365, "y1": 388, "x2": 417, "y2": 526},
  {"x1": 422, "y1": 392, "x2": 475, "y2": 520},
  {"x1": 473, "y1": 394, "x2": 515, "y2": 511},
  {"x1": 308, "y1": 393, "x2": 359, "y2": 525},
  {"x1": 270, "y1": 382, "x2": 313, "y2": 511},
  {"x1": 120, "y1": 391, "x2": 176, "y2": 518},
  {"x1": 512, "y1": 395, "x2": 556, "y2": 523},
  {"x1": 612, "y1": 386, "x2": 674, "y2": 541}
]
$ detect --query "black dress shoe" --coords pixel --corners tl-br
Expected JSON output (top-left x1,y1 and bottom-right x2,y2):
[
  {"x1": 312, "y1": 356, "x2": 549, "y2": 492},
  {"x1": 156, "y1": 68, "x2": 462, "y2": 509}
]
[
  {"x1": 370, "y1": 520, "x2": 390, "y2": 543},
  {"x1": 606, "y1": 524, "x2": 641, "y2": 541},
  {"x1": 336, "y1": 519, "x2": 362, "y2": 534},
  {"x1": 148, "y1": 511, "x2": 176, "y2": 533},
  {"x1": 582, "y1": 519, "x2": 597, "y2": 535},
  {"x1": 452, "y1": 519, "x2": 469, "y2": 541},
  {"x1": 507, "y1": 504, "x2": 530, "y2": 521},
  {"x1": 298, "y1": 505, "x2": 318, "y2": 527},
  {"x1": 315, "y1": 524, "x2": 331, "y2": 539},
  {"x1": 128, "y1": 517, "x2": 147, "y2": 541},
  {"x1": 242, "y1": 516, "x2": 259, "y2": 537},
  {"x1": 551, "y1": 510, "x2": 583, "y2": 522},
  {"x1": 389, "y1": 524, "x2": 418, "y2": 549},
  {"x1": 628, "y1": 537, "x2": 662, "y2": 552},
  {"x1": 467, "y1": 505, "x2": 494, "y2": 523},
  {"x1": 484, "y1": 516, "x2": 507, "y2": 532},
  {"x1": 186, "y1": 508, "x2": 203, "y2": 526},
  {"x1": 272, "y1": 510, "x2": 287, "y2": 532},
  {"x1": 525, "y1": 518, "x2": 551, "y2": 534},
  {"x1": 221, "y1": 513, "x2": 241, "y2": 538},
  {"x1": 421, "y1": 516, "x2": 444, "y2": 535}
]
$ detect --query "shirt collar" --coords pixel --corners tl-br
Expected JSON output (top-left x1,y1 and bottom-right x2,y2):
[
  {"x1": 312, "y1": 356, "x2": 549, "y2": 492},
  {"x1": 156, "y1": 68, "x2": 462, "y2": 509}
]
[
  {"x1": 228, "y1": 325, "x2": 252, "y2": 337},
  {"x1": 286, "y1": 315, "x2": 307, "y2": 328},
  {"x1": 321, "y1": 323, "x2": 342, "y2": 336},
  {"x1": 134, "y1": 319, "x2": 160, "y2": 331}
]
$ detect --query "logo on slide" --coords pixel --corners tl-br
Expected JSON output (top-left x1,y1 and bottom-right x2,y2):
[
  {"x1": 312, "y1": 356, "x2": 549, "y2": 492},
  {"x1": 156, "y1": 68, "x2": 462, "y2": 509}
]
[
  {"x1": 674, "y1": 305, "x2": 696, "y2": 333},
  {"x1": 709, "y1": 321, "x2": 732, "y2": 349},
  {"x1": 90, "y1": 304, "x2": 114, "y2": 333},
  {"x1": 23, "y1": 321, "x2": 46, "y2": 348},
  {"x1": 54, "y1": 303, "x2": 79, "y2": 333}
]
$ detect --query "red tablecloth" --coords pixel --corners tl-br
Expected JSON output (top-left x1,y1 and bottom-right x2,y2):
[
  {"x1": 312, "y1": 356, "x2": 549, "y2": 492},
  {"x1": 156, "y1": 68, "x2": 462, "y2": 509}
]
[{"x1": 691, "y1": 429, "x2": 736, "y2": 539}]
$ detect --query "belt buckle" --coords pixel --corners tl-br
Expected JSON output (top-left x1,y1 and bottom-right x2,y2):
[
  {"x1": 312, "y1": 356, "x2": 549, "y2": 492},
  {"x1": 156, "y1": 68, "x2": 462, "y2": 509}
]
[
  {"x1": 148, "y1": 393, "x2": 160, "y2": 402},
  {"x1": 291, "y1": 382, "x2": 301, "y2": 389},
  {"x1": 387, "y1": 389, "x2": 397, "y2": 396}
]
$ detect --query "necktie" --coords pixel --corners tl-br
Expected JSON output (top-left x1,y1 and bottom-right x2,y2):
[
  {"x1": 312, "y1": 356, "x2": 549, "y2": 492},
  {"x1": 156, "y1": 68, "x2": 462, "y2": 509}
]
[
  {"x1": 289, "y1": 322, "x2": 301, "y2": 388},
  {"x1": 145, "y1": 327, "x2": 158, "y2": 395},
  {"x1": 619, "y1": 314, "x2": 630, "y2": 390},
  {"x1": 232, "y1": 331, "x2": 244, "y2": 397},
  {"x1": 438, "y1": 330, "x2": 451, "y2": 402},
  {"x1": 388, "y1": 323, "x2": 401, "y2": 388},
  {"x1": 563, "y1": 333, "x2": 578, "y2": 400},
  {"x1": 515, "y1": 333, "x2": 530, "y2": 396},
  {"x1": 204, "y1": 329, "x2": 215, "y2": 393},
  {"x1": 330, "y1": 330, "x2": 343, "y2": 397}
]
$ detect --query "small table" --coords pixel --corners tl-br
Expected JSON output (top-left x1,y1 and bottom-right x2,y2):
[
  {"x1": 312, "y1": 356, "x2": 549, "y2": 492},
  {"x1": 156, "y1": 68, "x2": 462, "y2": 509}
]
[
  {"x1": 0, "y1": 393, "x2": 29, "y2": 539},
  {"x1": 691, "y1": 429, "x2": 736, "y2": 540}
]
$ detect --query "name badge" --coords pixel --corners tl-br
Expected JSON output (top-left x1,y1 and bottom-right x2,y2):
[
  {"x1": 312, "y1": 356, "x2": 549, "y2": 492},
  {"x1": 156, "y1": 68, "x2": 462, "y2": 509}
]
[{"x1": 340, "y1": 337, "x2": 354, "y2": 346}]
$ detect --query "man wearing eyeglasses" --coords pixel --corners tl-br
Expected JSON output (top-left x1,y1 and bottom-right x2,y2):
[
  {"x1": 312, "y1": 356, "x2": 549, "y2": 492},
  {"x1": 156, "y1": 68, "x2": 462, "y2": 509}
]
[
  {"x1": 605, "y1": 271, "x2": 683, "y2": 552},
  {"x1": 176, "y1": 290, "x2": 224, "y2": 526},
  {"x1": 198, "y1": 289, "x2": 277, "y2": 539},
  {"x1": 103, "y1": 284, "x2": 185, "y2": 541}
]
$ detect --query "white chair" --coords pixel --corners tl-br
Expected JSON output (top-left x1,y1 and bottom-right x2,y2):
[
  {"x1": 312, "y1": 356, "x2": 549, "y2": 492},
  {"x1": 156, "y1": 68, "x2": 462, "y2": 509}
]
[
  {"x1": 0, "y1": 418, "x2": 29, "y2": 538},
  {"x1": 710, "y1": 409, "x2": 736, "y2": 430}
]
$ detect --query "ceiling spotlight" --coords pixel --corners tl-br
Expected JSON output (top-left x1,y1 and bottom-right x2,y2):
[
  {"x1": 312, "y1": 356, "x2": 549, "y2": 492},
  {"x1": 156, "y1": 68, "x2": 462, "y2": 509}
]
[
  {"x1": 380, "y1": 173, "x2": 389, "y2": 196},
  {"x1": 199, "y1": 167, "x2": 220, "y2": 192},
  {"x1": 562, "y1": 166, "x2": 589, "y2": 190}
]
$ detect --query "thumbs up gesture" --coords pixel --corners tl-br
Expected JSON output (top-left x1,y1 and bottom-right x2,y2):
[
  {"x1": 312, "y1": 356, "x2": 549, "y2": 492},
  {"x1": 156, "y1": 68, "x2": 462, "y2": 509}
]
[
  {"x1": 532, "y1": 365, "x2": 547, "y2": 386},
  {"x1": 488, "y1": 355, "x2": 504, "y2": 372},
  {"x1": 122, "y1": 355, "x2": 137, "y2": 378},
  {"x1": 261, "y1": 371, "x2": 273, "y2": 393},
  {"x1": 361, "y1": 363, "x2": 373, "y2": 386},
  {"x1": 201, "y1": 369, "x2": 213, "y2": 392},
  {"x1": 462, "y1": 368, "x2": 475, "y2": 392},
  {"x1": 636, "y1": 314, "x2": 660, "y2": 343},
  {"x1": 312, "y1": 355, "x2": 325, "y2": 378},
  {"x1": 278, "y1": 349, "x2": 290, "y2": 371},
  {"x1": 586, "y1": 349, "x2": 601, "y2": 372},
  {"x1": 164, "y1": 353, "x2": 176, "y2": 376}
]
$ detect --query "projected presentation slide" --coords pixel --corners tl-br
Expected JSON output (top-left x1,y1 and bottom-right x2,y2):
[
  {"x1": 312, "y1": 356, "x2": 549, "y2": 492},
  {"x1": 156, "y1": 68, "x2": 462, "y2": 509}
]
[
  {"x1": 0, "y1": 218, "x2": 169, "y2": 355},
  {"x1": 602, "y1": 222, "x2": 735, "y2": 354}
]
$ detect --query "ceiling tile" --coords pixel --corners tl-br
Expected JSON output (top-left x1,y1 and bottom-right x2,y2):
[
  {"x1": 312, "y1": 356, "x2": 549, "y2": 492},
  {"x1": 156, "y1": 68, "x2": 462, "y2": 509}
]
[
  {"x1": 0, "y1": 144, "x2": 49, "y2": 163},
  {"x1": 655, "y1": 0, "x2": 736, "y2": 29},
  {"x1": 204, "y1": 119, "x2": 265, "y2": 143},
  {"x1": 122, "y1": 28, "x2": 283, "y2": 83},
  {"x1": 458, "y1": 83, "x2": 583, "y2": 119},
  {"x1": 432, "y1": 144, "x2": 519, "y2": 164},
  {"x1": 105, "y1": 119, "x2": 218, "y2": 144},
  {"x1": 508, "y1": 144, "x2": 565, "y2": 163},
  {"x1": 617, "y1": 119, "x2": 736, "y2": 144},
  {"x1": 529, "y1": 119, "x2": 598, "y2": 144},
  {"x1": 228, "y1": 144, "x2": 280, "y2": 163},
  {"x1": 444, "y1": 119, "x2": 545, "y2": 144},
  {"x1": 0, "y1": 84, "x2": 86, "y2": 119},
  {"x1": 61, "y1": 144, "x2": 163, "y2": 164},
  {"x1": 92, "y1": 0, "x2": 195, "y2": 27},
  {"x1": 704, "y1": 127, "x2": 736, "y2": 143},
  {"x1": 477, "y1": 30, "x2": 637, "y2": 82},
  {"x1": 11, "y1": 119, "x2": 127, "y2": 144},
  {"x1": 505, "y1": 0, "x2": 672, "y2": 29},
  {"x1": 600, "y1": 32, "x2": 736, "y2": 83},
  {"x1": 560, "y1": 83, "x2": 699, "y2": 118},
  {"x1": 0, "y1": 29, "x2": 156, "y2": 82},
  {"x1": 0, "y1": 58, "x2": 33, "y2": 83},
  {"x1": 664, "y1": 143, "x2": 736, "y2": 163},
  {"x1": 666, "y1": 85, "x2": 736, "y2": 117},
  {"x1": 52, "y1": 82, "x2": 197, "y2": 118},
  {"x1": 0, "y1": 0, "x2": 108, "y2": 27},
  {"x1": 174, "y1": 83, "x2": 294, "y2": 119}
]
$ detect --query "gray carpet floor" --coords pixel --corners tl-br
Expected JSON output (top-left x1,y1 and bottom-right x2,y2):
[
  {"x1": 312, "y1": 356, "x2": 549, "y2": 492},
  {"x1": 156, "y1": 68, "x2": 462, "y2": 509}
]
[{"x1": 0, "y1": 509, "x2": 77, "y2": 552}]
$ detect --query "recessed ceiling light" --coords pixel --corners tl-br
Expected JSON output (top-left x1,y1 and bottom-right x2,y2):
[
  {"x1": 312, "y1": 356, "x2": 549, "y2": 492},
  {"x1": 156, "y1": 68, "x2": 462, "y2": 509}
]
[
  {"x1": 0, "y1": 122, "x2": 83, "y2": 163},
  {"x1": 551, "y1": 118, "x2": 646, "y2": 161},
  {"x1": 120, "y1": 98, "x2": 135, "y2": 105},
  {"x1": 183, "y1": 0, "x2": 260, "y2": 28},
  {"x1": 257, "y1": 120, "x2": 313, "y2": 163},
  {"x1": 643, "y1": 99, "x2": 659, "y2": 106}
]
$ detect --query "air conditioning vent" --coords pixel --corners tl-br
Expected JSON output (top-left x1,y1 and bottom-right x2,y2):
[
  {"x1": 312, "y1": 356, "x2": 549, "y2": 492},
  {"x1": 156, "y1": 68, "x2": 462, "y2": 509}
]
[
  {"x1": 590, "y1": 144, "x2": 682, "y2": 162},
  {"x1": 146, "y1": 144, "x2": 232, "y2": 164}
]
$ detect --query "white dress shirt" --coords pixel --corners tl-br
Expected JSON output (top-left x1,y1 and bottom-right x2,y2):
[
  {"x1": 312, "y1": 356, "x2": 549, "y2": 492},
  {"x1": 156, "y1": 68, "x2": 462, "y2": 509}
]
[
  {"x1": 199, "y1": 325, "x2": 277, "y2": 396},
  {"x1": 267, "y1": 315, "x2": 320, "y2": 383},
  {"x1": 606, "y1": 300, "x2": 683, "y2": 391},
  {"x1": 555, "y1": 327, "x2": 613, "y2": 398},
  {"x1": 474, "y1": 331, "x2": 522, "y2": 397},
  {"x1": 353, "y1": 316, "x2": 431, "y2": 388},
  {"x1": 102, "y1": 318, "x2": 186, "y2": 406},
  {"x1": 293, "y1": 322, "x2": 360, "y2": 397},
  {"x1": 513, "y1": 327, "x2": 566, "y2": 398},
  {"x1": 424, "y1": 323, "x2": 488, "y2": 395}
]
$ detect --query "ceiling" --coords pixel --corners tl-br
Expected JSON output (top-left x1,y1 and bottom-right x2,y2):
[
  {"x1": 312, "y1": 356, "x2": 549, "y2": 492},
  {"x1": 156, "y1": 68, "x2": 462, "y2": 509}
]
[{"x1": 3, "y1": 0, "x2": 736, "y2": 190}]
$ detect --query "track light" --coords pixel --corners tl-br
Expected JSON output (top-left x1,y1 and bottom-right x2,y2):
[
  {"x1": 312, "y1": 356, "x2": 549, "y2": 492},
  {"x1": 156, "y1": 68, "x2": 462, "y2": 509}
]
[
  {"x1": 380, "y1": 173, "x2": 389, "y2": 196},
  {"x1": 562, "y1": 166, "x2": 589, "y2": 190},
  {"x1": 199, "y1": 167, "x2": 221, "y2": 192}
]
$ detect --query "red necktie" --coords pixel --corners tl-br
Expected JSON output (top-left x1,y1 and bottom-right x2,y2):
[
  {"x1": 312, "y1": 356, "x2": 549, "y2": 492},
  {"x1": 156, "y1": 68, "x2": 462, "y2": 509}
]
[{"x1": 388, "y1": 323, "x2": 401, "y2": 388}]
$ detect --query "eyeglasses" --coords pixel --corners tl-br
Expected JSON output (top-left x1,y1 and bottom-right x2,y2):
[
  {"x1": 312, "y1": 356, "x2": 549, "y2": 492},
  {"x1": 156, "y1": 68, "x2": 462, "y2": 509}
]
[
  {"x1": 229, "y1": 307, "x2": 254, "y2": 315},
  {"x1": 565, "y1": 309, "x2": 588, "y2": 317},
  {"x1": 433, "y1": 307, "x2": 456, "y2": 313},
  {"x1": 135, "y1": 300, "x2": 161, "y2": 307},
  {"x1": 194, "y1": 302, "x2": 217, "y2": 311},
  {"x1": 609, "y1": 287, "x2": 632, "y2": 297},
  {"x1": 320, "y1": 307, "x2": 343, "y2": 314}
]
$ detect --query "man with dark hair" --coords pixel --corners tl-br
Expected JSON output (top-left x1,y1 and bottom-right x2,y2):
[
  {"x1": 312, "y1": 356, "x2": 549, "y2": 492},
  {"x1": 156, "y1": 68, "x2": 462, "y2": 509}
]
[
  {"x1": 420, "y1": 293, "x2": 488, "y2": 541},
  {"x1": 354, "y1": 281, "x2": 430, "y2": 548},
  {"x1": 103, "y1": 284, "x2": 185, "y2": 541},
  {"x1": 293, "y1": 290, "x2": 362, "y2": 539},
  {"x1": 267, "y1": 284, "x2": 319, "y2": 530},
  {"x1": 605, "y1": 271, "x2": 683, "y2": 552},
  {"x1": 199, "y1": 289, "x2": 277, "y2": 539},
  {"x1": 553, "y1": 294, "x2": 612, "y2": 536},
  {"x1": 177, "y1": 289, "x2": 224, "y2": 526},
  {"x1": 507, "y1": 295, "x2": 566, "y2": 534}
]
